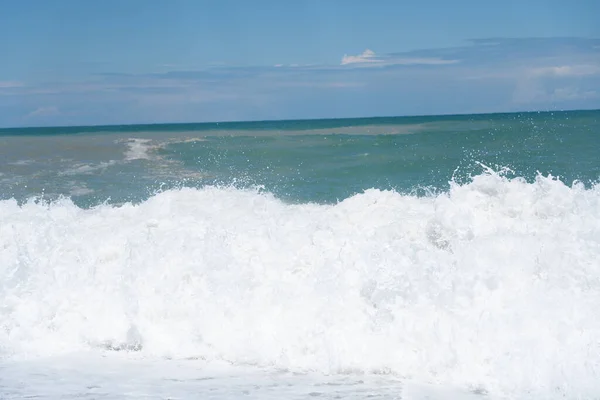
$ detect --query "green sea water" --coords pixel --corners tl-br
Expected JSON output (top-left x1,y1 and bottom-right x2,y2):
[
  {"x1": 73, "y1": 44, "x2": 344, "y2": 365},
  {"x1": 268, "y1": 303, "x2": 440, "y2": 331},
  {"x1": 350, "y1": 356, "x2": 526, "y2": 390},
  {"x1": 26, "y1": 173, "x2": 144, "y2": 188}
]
[{"x1": 1, "y1": 109, "x2": 599, "y2": 206}]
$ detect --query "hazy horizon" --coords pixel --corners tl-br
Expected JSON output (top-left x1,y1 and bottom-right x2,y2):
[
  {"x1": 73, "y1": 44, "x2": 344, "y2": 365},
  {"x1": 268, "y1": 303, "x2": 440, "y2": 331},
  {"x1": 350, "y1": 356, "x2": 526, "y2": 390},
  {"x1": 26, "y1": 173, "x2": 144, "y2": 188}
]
[{"x1": 1, "y1": 106, "x2": 599, "y2": 131}]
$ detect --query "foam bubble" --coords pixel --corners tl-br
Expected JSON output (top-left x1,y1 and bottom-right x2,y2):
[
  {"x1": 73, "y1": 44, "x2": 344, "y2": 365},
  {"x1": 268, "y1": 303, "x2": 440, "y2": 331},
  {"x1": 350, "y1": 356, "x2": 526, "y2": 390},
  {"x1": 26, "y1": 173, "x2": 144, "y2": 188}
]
[
  {"x1": 122, "y1": 138, "x2": 155, "y2": 161},
  {"x1": 59, "y1": 161, "x2": 117, "y2": 176},
  {"x1": 68, "y1": 183, "x2": 95, "y2": 197},
  {"x1": 1, "y1": 172, "x2": 599, "y2": 399}
]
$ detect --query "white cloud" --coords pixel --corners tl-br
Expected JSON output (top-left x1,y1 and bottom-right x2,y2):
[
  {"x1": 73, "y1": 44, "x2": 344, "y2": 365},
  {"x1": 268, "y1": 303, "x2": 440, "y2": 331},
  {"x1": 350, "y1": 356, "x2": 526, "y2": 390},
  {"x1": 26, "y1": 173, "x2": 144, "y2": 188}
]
[
  {"x1": 341, "y1": 49, "x2": 458, "y2": 67},
  {"x1": 27, "y1": 106, "x2": 60, "y2": 118},
  {"x1": 341, "y1": 49, "x2": 381, "y2": 65}
]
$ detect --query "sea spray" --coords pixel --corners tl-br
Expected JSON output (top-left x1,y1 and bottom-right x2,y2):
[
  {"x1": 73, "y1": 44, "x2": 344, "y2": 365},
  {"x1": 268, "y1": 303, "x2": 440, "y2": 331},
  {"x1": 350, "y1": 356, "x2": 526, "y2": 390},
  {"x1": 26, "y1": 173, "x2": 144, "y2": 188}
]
[{"x1": 1, "y1": 171, "x2": 600, "y2": 398}]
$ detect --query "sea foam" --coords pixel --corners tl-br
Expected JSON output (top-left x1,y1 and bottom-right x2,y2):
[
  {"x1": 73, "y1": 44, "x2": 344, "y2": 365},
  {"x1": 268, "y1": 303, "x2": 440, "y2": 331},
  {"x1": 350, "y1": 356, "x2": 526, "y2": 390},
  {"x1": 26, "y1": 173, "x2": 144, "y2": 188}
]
[{"x1": 1, "y1": 171, "x2": 599, "y2": 399}]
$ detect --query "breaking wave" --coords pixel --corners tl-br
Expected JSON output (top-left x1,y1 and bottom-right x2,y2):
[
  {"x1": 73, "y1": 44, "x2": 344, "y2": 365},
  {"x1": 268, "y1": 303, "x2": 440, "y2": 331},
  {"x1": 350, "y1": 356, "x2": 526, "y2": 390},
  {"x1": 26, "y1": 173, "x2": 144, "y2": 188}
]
[{"x1": 1, "y1": 170, "x2": 600, "y2": 399}]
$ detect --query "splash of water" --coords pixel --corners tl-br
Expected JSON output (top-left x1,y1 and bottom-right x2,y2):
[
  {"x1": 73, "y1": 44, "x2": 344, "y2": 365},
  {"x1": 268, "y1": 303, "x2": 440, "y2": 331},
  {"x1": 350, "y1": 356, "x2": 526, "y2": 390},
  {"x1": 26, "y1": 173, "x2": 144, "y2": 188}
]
[{"x1": 1, "y1": 171, "x2": 599, "y2": 398}]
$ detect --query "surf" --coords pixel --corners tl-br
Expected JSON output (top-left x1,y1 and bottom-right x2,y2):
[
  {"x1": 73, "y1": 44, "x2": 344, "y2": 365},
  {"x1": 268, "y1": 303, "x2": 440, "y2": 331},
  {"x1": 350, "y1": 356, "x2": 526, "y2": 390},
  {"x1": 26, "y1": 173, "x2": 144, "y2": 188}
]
[{"x1": 1, "y1": 170, "x2": 599, "y2": 398}]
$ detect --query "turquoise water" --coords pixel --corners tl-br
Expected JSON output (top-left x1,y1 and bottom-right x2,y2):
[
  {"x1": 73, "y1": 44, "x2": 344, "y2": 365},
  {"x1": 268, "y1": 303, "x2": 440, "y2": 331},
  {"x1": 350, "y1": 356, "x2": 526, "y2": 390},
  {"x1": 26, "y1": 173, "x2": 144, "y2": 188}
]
[{"x1": 1, "y1": 110, "x2": 599, "y2": 206}]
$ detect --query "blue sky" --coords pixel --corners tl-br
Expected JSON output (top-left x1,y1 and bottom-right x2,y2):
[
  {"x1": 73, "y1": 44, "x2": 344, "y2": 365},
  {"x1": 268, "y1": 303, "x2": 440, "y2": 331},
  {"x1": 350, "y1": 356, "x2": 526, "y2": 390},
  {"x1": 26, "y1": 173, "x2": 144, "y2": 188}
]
[{"x1": 1, "y1": 0, "x2": 599, "y2": 127}]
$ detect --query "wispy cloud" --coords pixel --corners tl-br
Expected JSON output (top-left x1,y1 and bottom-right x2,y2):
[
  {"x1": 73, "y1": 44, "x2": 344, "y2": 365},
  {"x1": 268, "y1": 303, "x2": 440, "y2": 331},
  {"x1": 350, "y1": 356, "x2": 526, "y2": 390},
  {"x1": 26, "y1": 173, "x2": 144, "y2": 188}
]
[
  {"x1": 1, "y1": 37, "x2": 599, "y2": 127},
  {"x1": 341, "y1": 49, "x2": 382, "y2": 65},
  {"x1": 0, "y1": 81, "x2": 23, "y2": 88},
  {"x1": 391, "y1": 57, "x2": 459, "y2": 65},
  {"x1": 341, "y1": 49, "x2": 458, "y2": 67},
  {"x1": 552, "y1": 87, "x2": 597, "y2": 101},
  {"x1": 513, "y1": 83, "x2": 598, "y2": 104},
  {"x1": 529, "y1": 65, "x2": 600, "y2": 77}
]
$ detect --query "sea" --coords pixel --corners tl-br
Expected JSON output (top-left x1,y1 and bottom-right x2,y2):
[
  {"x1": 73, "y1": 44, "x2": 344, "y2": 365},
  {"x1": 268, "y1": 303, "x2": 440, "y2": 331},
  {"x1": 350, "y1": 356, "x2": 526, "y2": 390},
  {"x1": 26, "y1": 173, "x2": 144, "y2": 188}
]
[{"x1": 0, "y1": 109, "x2": 599, "y2": 399}]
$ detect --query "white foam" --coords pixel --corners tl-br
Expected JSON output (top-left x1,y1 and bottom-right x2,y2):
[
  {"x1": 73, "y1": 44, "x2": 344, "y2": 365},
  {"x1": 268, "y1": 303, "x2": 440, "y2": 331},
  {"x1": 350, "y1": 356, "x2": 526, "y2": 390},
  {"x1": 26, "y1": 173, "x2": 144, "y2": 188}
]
[
  {"x1": 122, "y1": 138, "x2": 154, "y2": 161},
  {"x1": 170, "y1": 137, "x2": 207, "y2": 144},
  {"x1": 59, "y1": 160, "x2": 117, "y2": 176},
  {"x1": 0, "y1": 353, "x2": 488, "y2": 400},
  {"x1": 1, "y1": 171, "x2": 599, "y2": 399},
  {"x1": 0, "y1": 354, "x2": 490, "y2": 400},
  {"x1": 8, "y1": 159, "x2": 35, "y2": 166},
  {"x1": 68, "y1": 183, "x2": 95, "y2": 196}
]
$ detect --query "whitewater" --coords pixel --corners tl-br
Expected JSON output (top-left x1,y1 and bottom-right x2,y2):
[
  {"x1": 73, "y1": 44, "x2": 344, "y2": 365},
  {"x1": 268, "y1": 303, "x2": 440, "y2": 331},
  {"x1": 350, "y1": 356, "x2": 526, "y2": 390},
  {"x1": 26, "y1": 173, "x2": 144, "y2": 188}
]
[{"x1": 2, "y1": 169, "x2": 600, "y2": 399}]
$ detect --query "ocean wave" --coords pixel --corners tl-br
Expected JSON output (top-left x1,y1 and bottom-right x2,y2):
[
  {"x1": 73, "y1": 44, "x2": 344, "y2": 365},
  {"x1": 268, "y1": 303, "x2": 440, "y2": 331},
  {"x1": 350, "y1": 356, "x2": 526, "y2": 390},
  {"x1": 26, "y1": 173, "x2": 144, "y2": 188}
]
[{"x1": 1, "y1": 171, "x2": 599, "y2": 398}]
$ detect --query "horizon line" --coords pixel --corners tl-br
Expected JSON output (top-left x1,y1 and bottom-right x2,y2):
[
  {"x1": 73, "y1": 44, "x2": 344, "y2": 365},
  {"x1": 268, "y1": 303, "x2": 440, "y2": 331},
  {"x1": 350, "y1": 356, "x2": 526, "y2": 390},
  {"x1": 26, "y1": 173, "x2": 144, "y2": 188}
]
[{"x1": 1, "y1": 107, "x2": 599, "y2": 131}]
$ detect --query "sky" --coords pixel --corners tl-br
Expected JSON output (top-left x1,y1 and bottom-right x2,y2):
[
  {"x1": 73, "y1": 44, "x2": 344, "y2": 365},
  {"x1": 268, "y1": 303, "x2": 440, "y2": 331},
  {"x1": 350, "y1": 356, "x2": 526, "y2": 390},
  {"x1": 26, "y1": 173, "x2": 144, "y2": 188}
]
[{"x1": 1, "y1": 0, "x2": 599, "y2": 127}]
